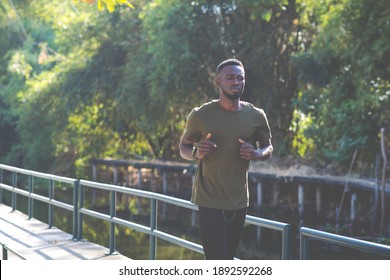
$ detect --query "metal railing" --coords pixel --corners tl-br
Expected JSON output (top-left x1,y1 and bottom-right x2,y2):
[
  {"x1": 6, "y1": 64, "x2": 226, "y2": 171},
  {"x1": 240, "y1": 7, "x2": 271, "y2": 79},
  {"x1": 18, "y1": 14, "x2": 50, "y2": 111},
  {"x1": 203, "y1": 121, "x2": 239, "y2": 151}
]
[
  {"x1": 0, "y1": 164, "x2": 79, "y2": 239},
  {"x1": 1, "y1": 242, "x2": 27, "y2": 260},
  {"x1": 77, "y1": 179, "x2": 203, "y2": 259},
  {"x1": 2, "y1": 163, "x2": 389, "y2": 260},
  {"x1": 0, "y1": 163, "x2": 292, "y2": 259},
  {"x1": 300, "y1": 227, "x2": 390, "y2": 259}
]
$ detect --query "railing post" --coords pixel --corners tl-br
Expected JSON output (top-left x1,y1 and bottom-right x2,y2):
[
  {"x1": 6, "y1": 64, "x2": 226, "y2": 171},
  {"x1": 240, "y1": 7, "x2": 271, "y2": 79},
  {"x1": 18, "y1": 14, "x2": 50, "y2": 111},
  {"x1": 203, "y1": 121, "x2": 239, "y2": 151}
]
[
  {"x1": 300, "y1": 231, "x2": 309, "y2": 260},
  {"x1": 282, "y1": 224, "x2": 292, "y2": 260},
  {"x1": 72, "y1": 179, "x2": 79, "y2": 240},
  {"x1": 150, "y1": 198, "x2": 157, "y2": 260},
  {"x1": 48, "y1": 179, "x2": 54, "y2": 228},
  {"x1": 77, "y1": 183, "x2": 84, "y2": 241},
  {"x1": 2, "y1": 244, "x2": 8, "y2": 260},
  {"x1": 28, "y1": 175, "x2": 34, "y2": 220},
  {"x1": 0, "y1": 168, "x2": 3, "y2": 203},
  {"x1": 108, "y1": 190, "x2": 117, "y2": 255},
  {"x1": 11, "y1": 172, "x2": 17, "y2": 211}
]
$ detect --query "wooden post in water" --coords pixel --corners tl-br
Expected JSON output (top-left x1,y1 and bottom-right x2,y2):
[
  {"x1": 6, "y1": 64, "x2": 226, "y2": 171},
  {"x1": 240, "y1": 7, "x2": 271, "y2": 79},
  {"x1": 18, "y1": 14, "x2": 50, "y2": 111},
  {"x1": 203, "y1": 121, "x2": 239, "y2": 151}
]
[
  {"x1": 298, "y1": 184, "x2": 304, "y2": 225},
  {"x1": 137, "y1": 168, "x2": 142, "y2": 187},
  {"x1": 351, "y1": 193, "x2": 357, "y2": 228},
  {"x1": 150, "y1": 168, "x2": 154, "y2": 190},
  {"x1": 316, "y1": 186, "x2": 322, "y2": 215},
  {"x1": 272, "y1": 181, "x2": 279, "y2": 206},
  {"x1": 191, "y1": 174, "x2": 196, "y2": 227},
  {"x1": 162, "y1": 171, "x2": 168, "y2": 194},
  {"x1": 134, "y1": 167, "x2": 142, "y2": 214},
  {"x1": 162, "y1": 171, "x2": 167, "y2": 220},
  {"x1": 123, "y1": 165, "x2": 130, "y2": 211},
  {"x1": 92, "y1": 164, "x2": 97, "y2": 181},
  {"x1": 256, "y1": 181, "x2": 263, "y2": 209},
  {"x1": 256, "y1": 180, "x2": 263, "y2": 242},
  {"x1": 175, "y1": 172, "x2": 180, "y2": 220},
  {"x1": 124, "y1": 165, "x2": 129, "y2": 186},
  {"x1": 113, "y1": 167, "x2": 118, "y2": 185}
]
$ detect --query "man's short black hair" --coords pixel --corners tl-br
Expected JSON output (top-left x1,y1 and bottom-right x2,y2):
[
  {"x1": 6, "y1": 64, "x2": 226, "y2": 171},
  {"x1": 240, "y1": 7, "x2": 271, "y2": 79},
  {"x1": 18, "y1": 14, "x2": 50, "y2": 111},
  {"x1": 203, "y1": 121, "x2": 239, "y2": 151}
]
[{"x1": 216, "y1": 58, "x2": 244, "y2": 73}]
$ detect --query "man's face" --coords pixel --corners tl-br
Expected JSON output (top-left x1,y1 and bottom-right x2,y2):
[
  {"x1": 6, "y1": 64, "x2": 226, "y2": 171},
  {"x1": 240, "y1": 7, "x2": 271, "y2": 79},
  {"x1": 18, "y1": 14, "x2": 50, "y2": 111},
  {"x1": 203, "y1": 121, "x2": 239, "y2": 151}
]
[{"x1": 216, "y1": 65, "x2": 245, "y2": 100}]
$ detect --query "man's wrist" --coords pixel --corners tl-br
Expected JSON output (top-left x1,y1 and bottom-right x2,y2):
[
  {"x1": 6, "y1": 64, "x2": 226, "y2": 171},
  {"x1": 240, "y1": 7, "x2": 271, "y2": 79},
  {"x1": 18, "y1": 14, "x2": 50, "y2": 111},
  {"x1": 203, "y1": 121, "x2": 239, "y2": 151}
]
[
  {"x1": 256, "y1": 146, "x2": 272, "y2": 161},
  {"x1": 192, "y1": 144, "x2": 199, "y2": 159},
  {"x1": 256, "y1": 148, "x2": 270, "y2": 161},
  {"x1": 255, "y1": 149, "x2": 263, "y2": 160}
]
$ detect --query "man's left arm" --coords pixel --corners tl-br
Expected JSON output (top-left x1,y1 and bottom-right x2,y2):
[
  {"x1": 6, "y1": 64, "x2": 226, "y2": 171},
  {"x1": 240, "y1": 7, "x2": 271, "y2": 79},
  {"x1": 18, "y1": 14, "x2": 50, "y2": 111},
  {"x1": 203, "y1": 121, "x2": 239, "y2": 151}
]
[
  {"x1": 255, "y1": 139, "x2": 273, "y2": 161},
  {"x1": 238, "y1": 139, "x2": 273, "y2": 161}
]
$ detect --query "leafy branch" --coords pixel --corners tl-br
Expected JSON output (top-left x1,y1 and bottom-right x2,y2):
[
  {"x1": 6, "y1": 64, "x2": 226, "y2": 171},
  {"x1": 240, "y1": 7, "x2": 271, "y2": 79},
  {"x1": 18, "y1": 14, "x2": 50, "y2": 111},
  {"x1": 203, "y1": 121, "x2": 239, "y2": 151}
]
[{"x1": 73, "y1": 0, "x2": 134, "y2": 12}]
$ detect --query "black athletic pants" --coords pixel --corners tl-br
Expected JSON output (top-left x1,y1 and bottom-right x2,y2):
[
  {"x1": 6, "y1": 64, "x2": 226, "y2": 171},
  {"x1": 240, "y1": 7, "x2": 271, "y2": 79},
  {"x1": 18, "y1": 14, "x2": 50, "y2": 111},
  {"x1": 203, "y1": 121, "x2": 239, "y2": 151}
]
[{"x1": 198, "y1": 206, "x2": 247, "y2": 260}]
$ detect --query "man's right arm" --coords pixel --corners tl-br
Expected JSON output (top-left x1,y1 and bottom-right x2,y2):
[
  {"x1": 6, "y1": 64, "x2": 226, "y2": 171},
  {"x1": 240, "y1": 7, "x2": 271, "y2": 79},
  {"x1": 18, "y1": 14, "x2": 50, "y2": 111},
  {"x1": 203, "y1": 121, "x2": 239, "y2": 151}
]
[
  {"x1": 180, "y1": 133, "x2": 217, "y2": 161},
  {"x1": 179, "y1": 137, "x2": 196, "y2": 161}
]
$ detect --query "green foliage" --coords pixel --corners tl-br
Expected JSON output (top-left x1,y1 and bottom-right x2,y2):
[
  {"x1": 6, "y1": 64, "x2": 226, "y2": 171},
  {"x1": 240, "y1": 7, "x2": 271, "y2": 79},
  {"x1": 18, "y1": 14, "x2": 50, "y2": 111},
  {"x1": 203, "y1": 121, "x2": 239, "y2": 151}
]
[
  {"x1": 0, "y1": 0, "x2": 388, "y2": 176},
  {"x1": 293, "y1": 0, "x2": 390, "y2": 171},
  {"x1": 73, "y1": 0, "x2": 134, "y2": 13},
  {"x1": 290, "y1": 109, "x2": 314, "y2": 157}
]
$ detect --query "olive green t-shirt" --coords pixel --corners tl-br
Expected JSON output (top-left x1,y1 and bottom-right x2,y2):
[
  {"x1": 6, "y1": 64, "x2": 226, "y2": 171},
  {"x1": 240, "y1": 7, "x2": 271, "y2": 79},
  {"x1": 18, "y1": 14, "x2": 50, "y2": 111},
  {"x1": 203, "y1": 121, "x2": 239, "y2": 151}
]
[{"x1": 181, "y1": 100, "x2": 272, "y2": 210}]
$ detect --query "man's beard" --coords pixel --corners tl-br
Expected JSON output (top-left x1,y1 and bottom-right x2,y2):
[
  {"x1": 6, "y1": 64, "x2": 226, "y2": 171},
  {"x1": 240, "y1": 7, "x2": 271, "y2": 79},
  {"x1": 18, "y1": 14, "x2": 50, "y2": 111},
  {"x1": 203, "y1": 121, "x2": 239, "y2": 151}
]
[{"x1": 223, "y1": 91, "x2": 242, "y2": 100}]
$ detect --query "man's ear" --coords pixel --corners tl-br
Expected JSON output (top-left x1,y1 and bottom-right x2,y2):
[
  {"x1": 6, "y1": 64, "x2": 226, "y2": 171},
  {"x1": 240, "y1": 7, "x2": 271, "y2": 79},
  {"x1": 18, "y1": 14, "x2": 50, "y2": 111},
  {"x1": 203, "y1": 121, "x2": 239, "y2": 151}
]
[{"x1": 214, "y1": 77, "x2": 220, "y2": 87}]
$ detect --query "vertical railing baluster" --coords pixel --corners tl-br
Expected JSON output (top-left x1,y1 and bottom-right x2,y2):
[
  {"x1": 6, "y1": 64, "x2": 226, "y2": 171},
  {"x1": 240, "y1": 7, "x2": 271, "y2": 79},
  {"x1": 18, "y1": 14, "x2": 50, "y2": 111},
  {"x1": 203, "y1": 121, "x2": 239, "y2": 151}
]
[
  {"x1": 300, "y1": 232, "x2": 309, "y2": 260},
  {"x1": 11, "y1": 172, "x2": 17, "y2": 211},
  {"x1": 72, "y1": 179, "x2": 79, "y2": 240},
  {"x1": 0, "y1": 168, "x2": 3, "y2": 203},
  {"x1": 150, "y1": 198, "x2": 157, "y2": 260},
  {"x1": 48, "y1": 179, "x2": 54, "y2": 228},
  {"x1": 282, "y1": 224, "x2": 292, "y2": 260},
  {"x1": 77, "y1": 183, "x2": 84, "y2": 241},
  {"x1": 2, "y1": 244, "x2": 8, "y2": 260},
  {"x1": 28, "y1": 175, "x2": 34, "y2": 219},
  {"x1": 108, "y1": 190, "x2": 117, "y2": 254}
]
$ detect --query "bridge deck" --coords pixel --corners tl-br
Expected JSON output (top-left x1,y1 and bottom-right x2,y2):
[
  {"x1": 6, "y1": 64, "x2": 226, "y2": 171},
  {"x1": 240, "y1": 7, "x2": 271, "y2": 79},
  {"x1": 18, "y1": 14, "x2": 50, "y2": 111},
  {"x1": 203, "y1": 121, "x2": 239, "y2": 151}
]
[{"x1": 0, "y1": 204, "x2": 130, "y2": 260}]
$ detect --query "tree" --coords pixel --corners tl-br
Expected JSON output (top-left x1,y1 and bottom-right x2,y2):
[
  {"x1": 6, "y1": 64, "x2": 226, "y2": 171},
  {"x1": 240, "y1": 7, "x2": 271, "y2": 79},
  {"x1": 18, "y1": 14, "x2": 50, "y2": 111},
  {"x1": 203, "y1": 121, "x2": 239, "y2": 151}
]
[
  {"x1": 3, "y1": 0, "x2": 386, "y2": 177},
  {"x1": 293, "y1": 0, "x2": 390, "y2": 172},
  {"x1": 130, "y1": 0, "x2": 311, "y2": 157},
  {"x1": 0, "y1": 0, "x2": 317, "y2": 174}
]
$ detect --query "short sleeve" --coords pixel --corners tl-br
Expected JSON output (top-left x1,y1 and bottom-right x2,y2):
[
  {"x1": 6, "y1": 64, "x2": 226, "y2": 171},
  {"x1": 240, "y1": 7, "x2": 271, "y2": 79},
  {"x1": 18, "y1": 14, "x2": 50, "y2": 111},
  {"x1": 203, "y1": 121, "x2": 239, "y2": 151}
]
[
  {"x1": 181, "y1": 108, "x2": 202, "y2": 143},
  {"x1": 253, "y1": 109, "x2": 272, "y2": 147}
]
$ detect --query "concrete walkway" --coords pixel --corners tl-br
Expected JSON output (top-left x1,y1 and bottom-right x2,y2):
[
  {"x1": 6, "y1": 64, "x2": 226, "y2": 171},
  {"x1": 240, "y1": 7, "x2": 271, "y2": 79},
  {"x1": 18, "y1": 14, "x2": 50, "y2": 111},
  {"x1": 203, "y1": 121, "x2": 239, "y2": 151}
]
[{"x1": 0, "y1": 204, "x2": 130, "y2": 260}]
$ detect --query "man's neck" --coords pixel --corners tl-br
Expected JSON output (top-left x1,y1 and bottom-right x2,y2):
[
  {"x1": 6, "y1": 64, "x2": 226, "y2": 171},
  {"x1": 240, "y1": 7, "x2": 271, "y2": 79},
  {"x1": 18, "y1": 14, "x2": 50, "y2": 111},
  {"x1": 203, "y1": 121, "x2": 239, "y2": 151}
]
[{"x1": 218, "y1": 98, "x2": 241, "y2": 111}]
